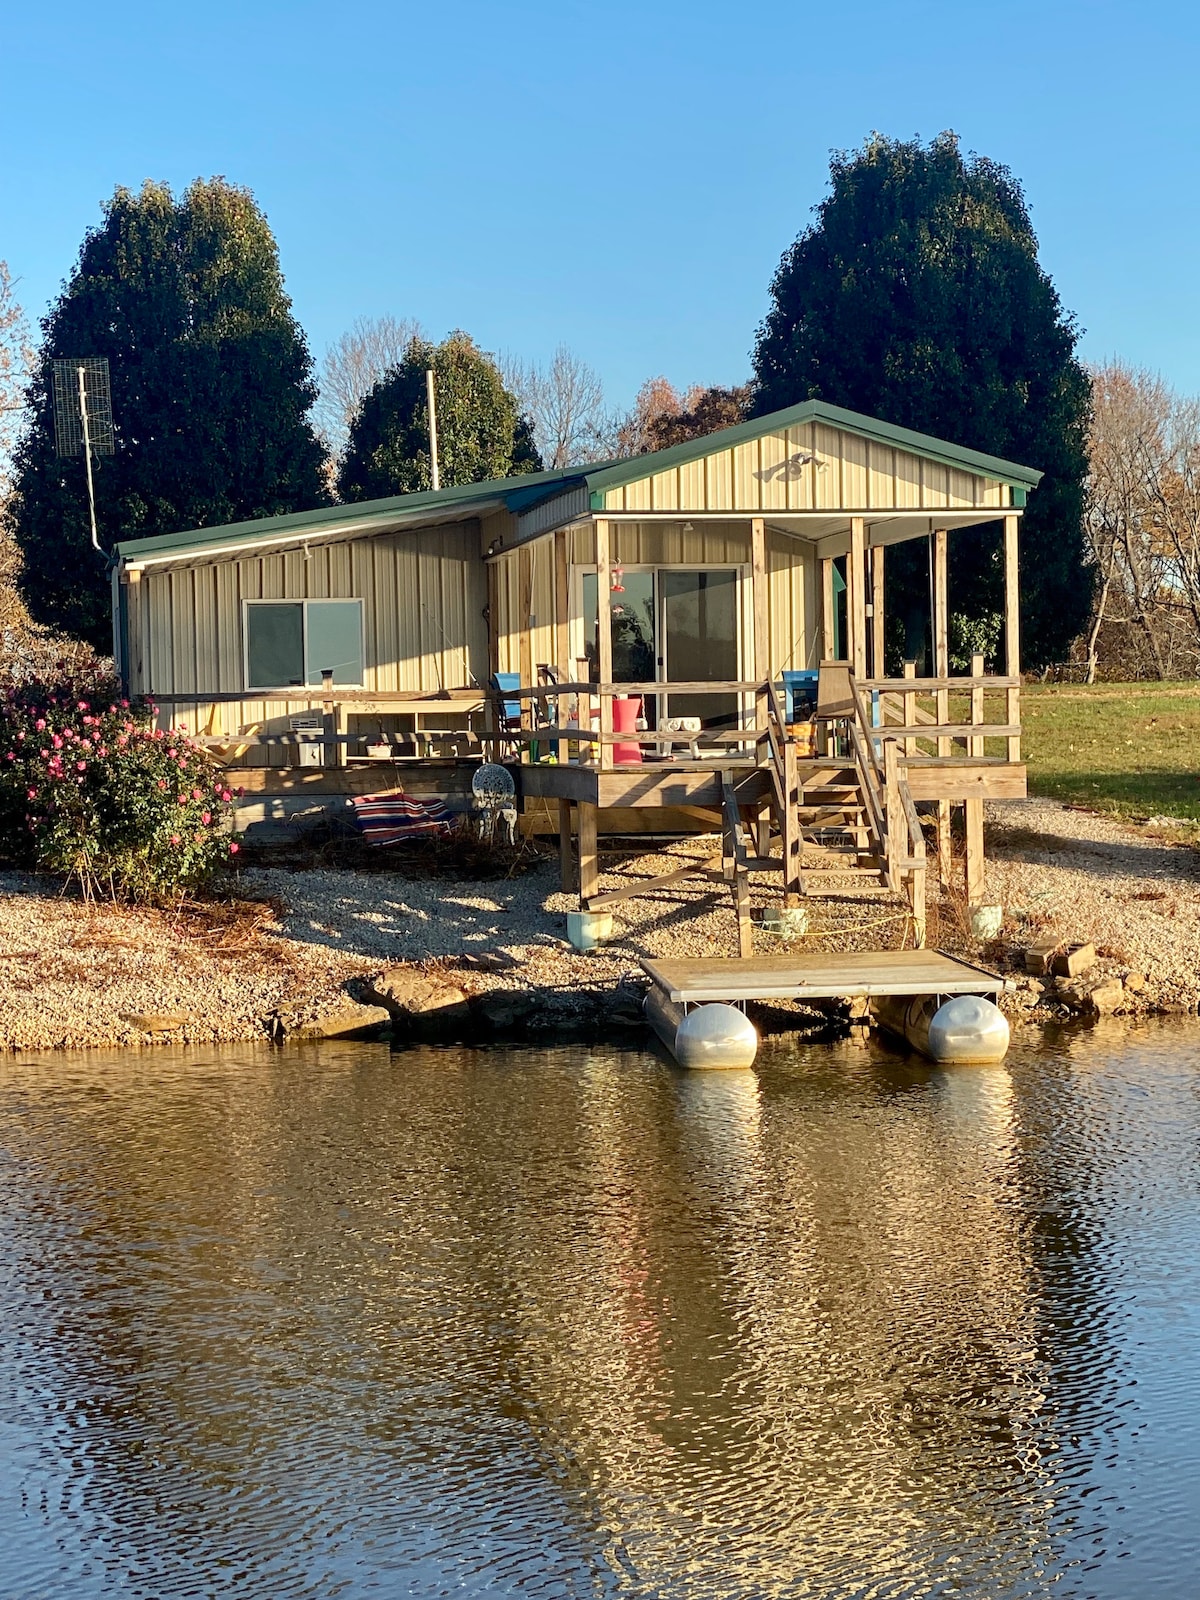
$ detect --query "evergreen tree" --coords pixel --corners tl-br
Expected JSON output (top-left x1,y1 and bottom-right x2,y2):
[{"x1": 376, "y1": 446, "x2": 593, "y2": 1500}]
[
  {"x1": 11, "y1": 179, "x2": 330, "y2": 648},
  {"x1": 338, "y1": 331, "x2": 540, "y2": 501},
  {"x1": 752, "y1": 133, "x2": 1092, "y2": 668}
]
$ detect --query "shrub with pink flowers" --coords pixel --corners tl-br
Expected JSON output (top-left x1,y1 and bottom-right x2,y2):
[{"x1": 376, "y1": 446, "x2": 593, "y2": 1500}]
[{"x1": 0, "y1": 667, "x2": 240, "y2": 902}]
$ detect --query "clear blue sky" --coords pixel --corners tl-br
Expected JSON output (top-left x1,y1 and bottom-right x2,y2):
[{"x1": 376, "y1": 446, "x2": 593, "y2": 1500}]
[{"x1": 2, "y1": 0, "x2": 1198, "y2": 411}]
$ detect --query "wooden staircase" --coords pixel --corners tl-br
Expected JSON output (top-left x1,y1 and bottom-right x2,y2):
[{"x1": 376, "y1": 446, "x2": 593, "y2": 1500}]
[{"x1": 750, "y1": 673, "x2": 928, "y2": 942}]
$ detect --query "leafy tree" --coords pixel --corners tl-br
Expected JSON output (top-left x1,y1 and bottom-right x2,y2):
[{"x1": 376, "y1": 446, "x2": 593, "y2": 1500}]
[
  {"x1": 752, "y1": 132, "x2": 1092, "y2": 668},
  {"x1": 10, "y1": 179, "x2": 330, "y2": 649},
  {"x1": 645, "y1": 384, "x2": 751, "y2": 451},
  {"x1": 338, "y1": 332, "x2": 541, "y2": 500}
]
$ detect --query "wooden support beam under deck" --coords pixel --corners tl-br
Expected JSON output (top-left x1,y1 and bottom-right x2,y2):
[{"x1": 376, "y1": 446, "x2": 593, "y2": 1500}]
[{"x1": 577, "y1": 800, "x2": 599, "y2": 902}]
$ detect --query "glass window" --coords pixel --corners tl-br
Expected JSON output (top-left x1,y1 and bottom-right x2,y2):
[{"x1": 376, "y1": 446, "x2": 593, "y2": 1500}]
[
  {"x1": 246, "y1": 603, "x2": 304, "y2": 690},
  {"x1": 245, "y1": 600, "x2": 364, "y2": 691},
  {"x1": 305, "y1": 601, "x2": 363, "y2": 686}
]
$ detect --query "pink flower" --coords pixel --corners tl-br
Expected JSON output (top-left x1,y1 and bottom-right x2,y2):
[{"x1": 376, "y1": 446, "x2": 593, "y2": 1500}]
[
  {"x1": 96, "y1": 746, "x2": 108, "y2": 757},
  {"x1": 77, "y1": 701, "x2": 88, "y2": 711},
  {"x1": 75, "y1": 760, "x2": 86, "y2": 772},
  {"x1": 200, "y1": 810, "x2": 211, "y2": 825},
  {"x1": 51, "y1": 735, "x2": 63, "y2": 749},
  {"x1": 170, "y1": 833, "x2": 181, "y2": 846},
  {"x1": 26, "y1": 787, "x2": 36, "y2": 800},
  {"x1": 157, "y1": 779, "x2": 168, "y2": 791},
  {"x1": 229, "y1": 841, "x2": 240, "y2": 855},
  {"x1": 16, "y1": 731, "x2": 25, "y2": 741},
  {"x1": 34, "y1": 719, "x2": 45, "y2": 731},
  {"x1": 4, "y1": 753, "x2": 13, "y2": 762},
  {"x1": 167, "y1": 748, "x2": 177, "y2": 759},
  {"x1": 177, "y1": 796, "x2": 187, "y2": 807},
  {"x1": 191, "y1": 787, "x2": 203, "y2": 801},
  {"x1": 120, "y1": 699, "x2": 129, "y2": 709}
]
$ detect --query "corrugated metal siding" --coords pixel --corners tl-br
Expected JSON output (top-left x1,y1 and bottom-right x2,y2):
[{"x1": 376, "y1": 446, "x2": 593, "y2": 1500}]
[
  {"x1": 516, "y1": 485, "x2": 589, "y2": 542},
  {"x1": 142, "y1": 522, "x2": 488, "y2": 743},
  {"x1": 603, "y1": 424, "x2": 1009, "y2": 514}
]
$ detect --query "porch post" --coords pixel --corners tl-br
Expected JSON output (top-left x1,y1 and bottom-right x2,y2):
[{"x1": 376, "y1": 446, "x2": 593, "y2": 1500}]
[
  {"x1": 849, "y1": 517, "x2": 867, "y2": 678},
  {"x1": 932, "y1": 528, "x2": 951, "y2": 886},
  {"x1": 751, "y1": 517, "x2": 769, "y2": 738},
  {"x1": 518, "y1": 547, "x2": 533, "y2": 745},
  {"x1": 870, "y1": 544, "x2": 885, "y2": 678},
  {"x1": 1004, "y1": 513, "x2": 1021, "y2": 762},
  {"x1": 594, "y1": 518, "x2": 613, "y2": 770},
  {"x1": 554, "y1": 528, "x2": 570, "y2": 762}
]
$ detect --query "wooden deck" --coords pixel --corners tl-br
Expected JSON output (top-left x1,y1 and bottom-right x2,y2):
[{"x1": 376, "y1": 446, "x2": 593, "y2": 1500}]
[
  {"x1": 519, "y1": 757, "x2": 1025, "y2": 809},
  {"x1": 642, "y1": 951, "x2": 1010, "y2": 1004}
]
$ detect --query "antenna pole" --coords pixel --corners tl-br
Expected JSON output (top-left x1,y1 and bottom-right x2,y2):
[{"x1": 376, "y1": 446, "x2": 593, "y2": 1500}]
[
  {"x1": 77, "y1": 364, "x2": 101, "y2": 552},
  {"x1": 426, "y1": 368, "x2": 440, "y2": 491}
]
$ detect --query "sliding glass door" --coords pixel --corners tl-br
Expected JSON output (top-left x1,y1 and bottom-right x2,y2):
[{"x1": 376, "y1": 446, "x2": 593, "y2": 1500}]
[
  {"x1": 579, "y1": 565, "x2": 742, "y2": 731},
  {"x1": 661, "y1": 570, "x2": 740, "y2": 728}
]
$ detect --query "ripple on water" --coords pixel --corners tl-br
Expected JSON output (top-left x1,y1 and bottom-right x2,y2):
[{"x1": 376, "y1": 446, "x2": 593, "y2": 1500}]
[{"x1": 0, "y1": 1022, "x2": 1199, "y2": 1597}]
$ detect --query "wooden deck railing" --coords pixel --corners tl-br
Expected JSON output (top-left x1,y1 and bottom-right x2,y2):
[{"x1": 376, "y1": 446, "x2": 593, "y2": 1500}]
[{"x1": 150, "y1": 659, "x2": 1019, "y2": 780}]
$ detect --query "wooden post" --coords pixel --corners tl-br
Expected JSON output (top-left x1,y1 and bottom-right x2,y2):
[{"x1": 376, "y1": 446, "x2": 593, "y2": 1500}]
[
  {"x1": 1004, "y1": 513, "x2": 1021, "y2": 762},
  {"x1": 751, "y1": 516, "x2": 769, "y2": 739},
  {"x1": 578, "y1": 800, "x2": 599, "y2": 904},
  {"x1": 321, "y1": 668, "x2": 338, "y2": 769},
  {"x1": 965, "y1": 798, "x2": 985, "y2": 906},
  {"x1": 936, "y1": 802, "x2": 952, "y2": 891},
  {"x1": 554, "y1": 528, "x2": 570, "y2": 763},
  {"x1": 558, "y1": 798, "x2": 575, "y2": 892},
  {"x1": 903, "y1": 660, "x2": 917, "y2": 757},
  {"x1": 883, "y1": 737, "x2": 900, "y2": 884},
  {"x1": 870, "y1": 544, "x2": 885, "y2": 679},
  {"x1": 933, "y1": 528, "x2": 949, "y2": 752},
  {"x1": 970, "y1": 651, "x2": 985, "y2": 758},
  {"x1": 783, "y1": 738, "x2": 802, "y2": 905},
  {"x1": 595, "y1": 518, "x2": 613, "y2": 772},
  {"x1": 849, "y1": 517, "x2": 867, "y2": 678},
  {"x1": 518, "y1": 547, "x2": 533, "y2": 746},
  {"x1": 821, "y1": 557, "x2": 836, "y2": 660}
]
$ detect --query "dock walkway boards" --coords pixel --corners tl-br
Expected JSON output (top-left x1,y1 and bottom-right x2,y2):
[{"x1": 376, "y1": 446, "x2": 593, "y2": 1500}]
[{"x1": 641, "y1": 950, "x2": 1008, "y2": 1004}]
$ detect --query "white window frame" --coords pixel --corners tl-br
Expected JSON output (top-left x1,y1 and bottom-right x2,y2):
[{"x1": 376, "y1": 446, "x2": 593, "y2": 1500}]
[{"x1": 242, "y1": 598, "x2": 366, "y2": 692}]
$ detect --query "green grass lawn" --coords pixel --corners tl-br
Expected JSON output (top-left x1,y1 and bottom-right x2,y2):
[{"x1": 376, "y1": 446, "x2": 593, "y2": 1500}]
[{"x1": 1021, "y1": 682, "x2": 1200, "y2": 824}]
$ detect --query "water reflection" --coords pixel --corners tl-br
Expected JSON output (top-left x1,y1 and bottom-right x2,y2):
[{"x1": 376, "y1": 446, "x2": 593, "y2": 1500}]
[{"x1": 1, "y1": 1025, "x2": 1198, "y2": 1596}]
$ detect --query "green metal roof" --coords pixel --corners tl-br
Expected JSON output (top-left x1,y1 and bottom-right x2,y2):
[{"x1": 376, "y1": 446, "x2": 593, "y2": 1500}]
[{"x1": 115, "y1": 400, "x2": 1041, "y2": 563}]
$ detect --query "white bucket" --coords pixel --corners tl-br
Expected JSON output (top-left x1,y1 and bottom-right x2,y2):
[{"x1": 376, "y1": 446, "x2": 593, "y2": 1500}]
[{"x1": 566, "y1": 910, "x2": 613, "y2": 951}]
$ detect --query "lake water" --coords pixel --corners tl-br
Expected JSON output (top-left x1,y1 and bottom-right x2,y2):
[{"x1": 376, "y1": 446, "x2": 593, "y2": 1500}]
[{"x1": 1, "y1": 1023, "x2": 1199, "y2": 1598}]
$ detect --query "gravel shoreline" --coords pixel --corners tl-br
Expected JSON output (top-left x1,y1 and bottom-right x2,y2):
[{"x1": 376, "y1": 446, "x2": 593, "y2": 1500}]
[{"x1": 1, "y1": 797, "x2": 1198, "y2": 1051}]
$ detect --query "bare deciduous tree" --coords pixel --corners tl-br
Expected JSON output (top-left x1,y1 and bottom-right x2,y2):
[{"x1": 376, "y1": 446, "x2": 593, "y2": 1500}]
[
  {"x1": 316, "y1": 314, "x2": 424, "y2": 459},
  {"x1": 1085, "y1": 363, "x2": 1200, "y2": 680},
  {"x1": 502, "y1": 345, "x2": 612, "y2": 467},
  {"x1": 0, "y1": 261, "x2": 33, "y2": 492}
]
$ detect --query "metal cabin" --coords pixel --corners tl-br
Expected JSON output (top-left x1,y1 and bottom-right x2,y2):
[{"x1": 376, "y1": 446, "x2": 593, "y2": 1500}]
[{"x1": 111, "y1": 400, "x2": 1039, "y2": 937}]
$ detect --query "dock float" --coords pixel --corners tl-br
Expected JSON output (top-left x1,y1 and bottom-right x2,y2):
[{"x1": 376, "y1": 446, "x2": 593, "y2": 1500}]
[{"x1": 641, "y1": 951, "x2": 1013, "y2": 1069}]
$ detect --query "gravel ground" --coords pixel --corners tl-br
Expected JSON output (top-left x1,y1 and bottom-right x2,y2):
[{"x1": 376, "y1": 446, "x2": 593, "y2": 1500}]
[
  {"x1": 982, "y1": 797, "x2": 1200, "y2": 1015},
  {"x1": 2, "y1": 798, "x2": 1198, "y2": 1050}
]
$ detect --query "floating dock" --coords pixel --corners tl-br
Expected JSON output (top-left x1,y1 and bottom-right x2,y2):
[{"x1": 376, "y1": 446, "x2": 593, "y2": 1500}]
[{"x1": 641, "y1": 951, "x2": 1012, "y2": 1068}]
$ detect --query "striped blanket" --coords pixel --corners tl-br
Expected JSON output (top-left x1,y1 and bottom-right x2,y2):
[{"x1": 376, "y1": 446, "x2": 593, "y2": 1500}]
[{"x1": 348, "y1": 791, "x2": 453, "y2": 846}]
